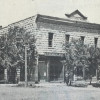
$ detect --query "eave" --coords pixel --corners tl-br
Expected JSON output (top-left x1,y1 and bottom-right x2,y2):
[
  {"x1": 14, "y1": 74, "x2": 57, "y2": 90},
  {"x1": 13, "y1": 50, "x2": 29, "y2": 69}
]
[{"x1": 36, "y1": 14, "x2": 100, "y2": 30}]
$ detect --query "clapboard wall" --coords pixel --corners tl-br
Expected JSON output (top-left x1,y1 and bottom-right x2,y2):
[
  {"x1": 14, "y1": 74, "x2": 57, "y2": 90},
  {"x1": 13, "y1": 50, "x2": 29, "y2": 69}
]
[
  {"x1": 0, "y1": 14, "x2": 100, "y2": 55},
  {"x1": 36, "y1": 21, "x2": 100, "y2": 55}
]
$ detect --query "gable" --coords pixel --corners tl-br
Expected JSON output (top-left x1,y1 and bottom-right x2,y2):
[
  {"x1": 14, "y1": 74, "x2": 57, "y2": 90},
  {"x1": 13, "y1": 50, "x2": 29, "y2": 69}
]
[
  {"x1": 65, "y1": 10, "x2": 87, "y2": 21},
  {"x1": 74, "y1": 13, "x2": 82, "y2": 18},
  {"x1": 70, "y1": 13, "x2": 85, "y2": 21}
]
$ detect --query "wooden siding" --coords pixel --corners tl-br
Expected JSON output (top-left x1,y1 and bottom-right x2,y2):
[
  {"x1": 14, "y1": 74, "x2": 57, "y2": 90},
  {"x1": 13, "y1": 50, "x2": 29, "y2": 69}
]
[
  {"x1": 36, "y1": 22, "x2": 100, "y2": 55},
  {"x1": 0, "y1": 14, "x2": 100, "y2": 55}
]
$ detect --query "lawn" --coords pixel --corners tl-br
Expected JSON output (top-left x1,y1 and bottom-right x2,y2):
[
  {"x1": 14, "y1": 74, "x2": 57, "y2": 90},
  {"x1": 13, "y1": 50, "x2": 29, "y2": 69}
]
[{"x1": 0, "y1": 84, "x2": 100, "y2": 100}]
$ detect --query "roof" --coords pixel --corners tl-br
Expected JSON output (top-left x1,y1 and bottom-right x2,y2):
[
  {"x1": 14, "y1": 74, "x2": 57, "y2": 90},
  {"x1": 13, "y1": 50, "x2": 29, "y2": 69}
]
[
  {"x1": 65, "y1": 10, "x2": 87, "y2": 20},
  {"x1": 36, "y1": 14, "x2": 100, "y2": 30},
  {"x1": 0, "y1": 11, "x2": 100, "y2": 34}
]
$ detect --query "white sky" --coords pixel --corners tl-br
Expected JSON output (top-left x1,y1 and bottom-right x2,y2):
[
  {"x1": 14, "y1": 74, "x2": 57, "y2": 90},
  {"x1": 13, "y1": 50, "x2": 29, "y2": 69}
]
[{"x1": 0, "y1": 0, "x2": 100, "y2": 27}]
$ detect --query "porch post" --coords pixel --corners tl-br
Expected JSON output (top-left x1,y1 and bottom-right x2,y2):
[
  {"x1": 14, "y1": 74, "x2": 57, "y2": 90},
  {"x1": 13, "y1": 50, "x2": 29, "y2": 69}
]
[
  {"x1": 73, "y1": 67, "x2": 76, "y2": 81},
  {"x1": 63, "y1": 64, "x2": 65, "y2": 82},
  {"x1": 16, "y1": 68, "x2": 20, "y2": 83},
  {"x1": 35, "y1": 56, "x2": 39, "y2": 83},
  {"x1": 96, "y1": 69, "x2": 98, "y2": 81},
  {"x1": 83, "y1": 67, "x2": 85, "y2": 79},
  {"x1": 4, "y1": 69, "x2": 8, "y2": 83},
  {"x1": 25, "y1": 45, "x2": 28, "y2": 87},
  {"x1": 47, "y1": 59, "x2": 50, "y2": 82}
]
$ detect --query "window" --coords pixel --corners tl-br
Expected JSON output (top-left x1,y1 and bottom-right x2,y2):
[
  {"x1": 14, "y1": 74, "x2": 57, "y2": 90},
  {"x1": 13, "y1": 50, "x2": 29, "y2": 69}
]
[
  {"x1": 94, "y1": 38, "x2": 98, "y2": 47},
  {"x1": 48, "y1": 33, "x2": 53, "y2": 47},
  {"x1": 80, "y1": 36, "x2": 85, "y2": 44},
  {"x1": 65, "y1": 34, "x2": 70, "y2": 43}
]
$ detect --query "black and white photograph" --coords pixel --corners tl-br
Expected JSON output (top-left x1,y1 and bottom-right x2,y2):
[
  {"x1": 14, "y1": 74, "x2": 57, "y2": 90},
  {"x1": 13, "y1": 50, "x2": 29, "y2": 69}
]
[{"x1": 0, "y1": 0, "x2": 100, "y2": 100}]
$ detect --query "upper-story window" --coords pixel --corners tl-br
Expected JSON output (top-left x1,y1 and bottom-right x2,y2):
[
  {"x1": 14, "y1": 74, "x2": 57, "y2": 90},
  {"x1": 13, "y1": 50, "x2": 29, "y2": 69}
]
[
  {"x1": 65, "y1": 34, "x2": 70, "y2": 43},
  {"x1": 80, "y1": 36, "x2": 85, "y2": 44},
  {"x1": 48, "y1": 33, "x2": 53, "y2": 47},
  {"x1": 94, "y1": 38, "x2": 98, "y2": 47}
]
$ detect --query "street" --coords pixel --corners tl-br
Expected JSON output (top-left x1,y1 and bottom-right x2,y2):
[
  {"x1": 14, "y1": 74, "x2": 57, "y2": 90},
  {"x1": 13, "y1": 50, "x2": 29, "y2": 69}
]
[{"x1": 0, "y1": 83, "x2": 100, "y2": 100}]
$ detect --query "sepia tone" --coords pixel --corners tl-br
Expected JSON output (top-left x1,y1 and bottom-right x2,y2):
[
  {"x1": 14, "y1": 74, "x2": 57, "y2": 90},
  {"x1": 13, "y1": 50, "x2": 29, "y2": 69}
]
[{"x1": 0, "y1": 0, "x2": 100, "y2": 100}]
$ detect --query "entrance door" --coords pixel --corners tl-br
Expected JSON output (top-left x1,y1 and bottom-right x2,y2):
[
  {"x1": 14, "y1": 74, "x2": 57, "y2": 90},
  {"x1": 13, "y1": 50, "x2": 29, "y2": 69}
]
[
  {"x1": 49, "y1": 60, "x2": 63, "y2": 81},
  {"x1": 38, "y1": 61, "x2": 47, "y2": 82}
]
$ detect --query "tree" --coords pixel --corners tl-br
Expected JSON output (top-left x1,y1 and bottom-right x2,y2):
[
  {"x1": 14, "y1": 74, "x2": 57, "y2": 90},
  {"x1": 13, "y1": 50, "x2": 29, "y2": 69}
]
[
  {"x1": 88, "y1": 46, "x2": 100, "y2": 79},
  {"x1": 0, "y1": 26, "x2": 37, "y2": 83},
  {"x1": 64, "y1": 38, "x2": 90, "y2": 81}
]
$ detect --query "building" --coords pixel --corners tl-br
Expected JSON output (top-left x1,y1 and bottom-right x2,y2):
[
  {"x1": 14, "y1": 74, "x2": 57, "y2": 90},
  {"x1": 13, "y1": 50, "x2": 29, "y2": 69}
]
[{"x1": 0, "y1": 10, "x2": 100, "y2": 83}]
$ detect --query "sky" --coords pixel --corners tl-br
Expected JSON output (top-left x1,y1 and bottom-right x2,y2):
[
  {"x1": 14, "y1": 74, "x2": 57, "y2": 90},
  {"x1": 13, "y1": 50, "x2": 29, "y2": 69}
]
[{"x1": 0, "y1": 0, "x2": 100, "y2": 27}]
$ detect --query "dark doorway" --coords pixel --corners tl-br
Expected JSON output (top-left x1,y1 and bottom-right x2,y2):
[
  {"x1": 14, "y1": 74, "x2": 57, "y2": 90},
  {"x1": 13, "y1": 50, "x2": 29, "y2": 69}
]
[
  {"x1": 0, "y1": 66, "x2": 4, "y2": 80},
  {"x1": 8, "y1": 67, "x2": 16, "y2": 83},
  {"x1": 20, "y1": 66, "x2": 25, "y2": 81},
  {"x1": 49, "y1": 60, "x2": 63, "y2": 81},
  {"x1": 76, "y1": 66, "x2": 83, "y2": 76}
]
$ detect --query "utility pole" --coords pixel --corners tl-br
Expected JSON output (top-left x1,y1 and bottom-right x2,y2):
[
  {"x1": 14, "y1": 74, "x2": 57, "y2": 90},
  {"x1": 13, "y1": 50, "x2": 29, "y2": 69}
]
[{"x1": 25, "y1": 45, "x2": 28, "y2": 87}]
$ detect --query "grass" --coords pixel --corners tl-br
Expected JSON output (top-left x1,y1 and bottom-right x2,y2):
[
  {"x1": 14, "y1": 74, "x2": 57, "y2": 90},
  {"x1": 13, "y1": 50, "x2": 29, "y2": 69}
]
[{"x1": 0, "y1": 86, "x2": 43, "y2": 100}]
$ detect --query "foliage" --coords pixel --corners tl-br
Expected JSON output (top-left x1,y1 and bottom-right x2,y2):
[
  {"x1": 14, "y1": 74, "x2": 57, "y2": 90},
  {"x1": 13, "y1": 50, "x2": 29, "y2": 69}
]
[
  {"x1": 88, "y1": 46, "x2": 100, "y2": 66},
  {"x1": 88, "y1": 46, "x2": 100, "y2": 77},
  {"x1": 64, "y1": 38, "x2": 90, "y2": 77},
  {"x1": 0, "y1": 26, "x2": 37, "y2": 81},
  {"x1": 72, "y1": 80, "x2": 88, "y2": 87},
  {"x1": 64, "y1": 38, "x2": 100, "y2": 80},
  {"x1": 92, "y1": 81, "x2": 100, "y2": 87}
]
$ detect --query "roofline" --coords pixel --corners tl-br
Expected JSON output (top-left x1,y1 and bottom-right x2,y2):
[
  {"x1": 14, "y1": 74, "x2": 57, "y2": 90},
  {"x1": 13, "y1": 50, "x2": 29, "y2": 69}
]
[
  {"x1": 0, "y1": 14, "x2": 100, "y2": 32},
  {"x1": 36, "y1": 14, "x2": 100, "y2": 30},
  {"x1": 8, "y1": 15, "x2": 37, "y2": 27}
]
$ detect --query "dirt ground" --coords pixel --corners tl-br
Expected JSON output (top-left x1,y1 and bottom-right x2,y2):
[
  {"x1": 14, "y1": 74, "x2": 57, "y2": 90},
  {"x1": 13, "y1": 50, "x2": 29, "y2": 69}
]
[{"x1": 0, "y1": 83, "x2": 100, "y2": 100}]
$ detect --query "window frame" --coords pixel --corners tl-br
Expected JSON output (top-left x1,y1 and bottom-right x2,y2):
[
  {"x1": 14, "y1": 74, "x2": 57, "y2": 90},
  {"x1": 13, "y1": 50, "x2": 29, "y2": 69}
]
[
  {"x1": 80, "y1": 36, "x2": 85, "y2": 44},
  {"x1": 94, "y1": 37, "x2": 98, "y2": 47},
  {"x1": 48, "y1": 32, "x2": 54, "y2": 47},
  {"x1": 65, "y1": 34, "x2": 70, "y2": 43}
]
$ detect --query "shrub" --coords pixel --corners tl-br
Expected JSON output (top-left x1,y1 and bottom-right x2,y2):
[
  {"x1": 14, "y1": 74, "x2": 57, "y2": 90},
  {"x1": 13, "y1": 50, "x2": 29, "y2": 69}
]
[
  {"x1": 72, "y1": 80, "x2": 88, "y2": 87},
  {"x1": 92, "y1": 81, "x2": 100, "y2": 87}
]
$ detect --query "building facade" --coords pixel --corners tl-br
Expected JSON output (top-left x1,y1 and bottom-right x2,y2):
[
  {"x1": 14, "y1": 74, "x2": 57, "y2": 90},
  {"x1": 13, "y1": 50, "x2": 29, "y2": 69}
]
[{"x1": 0, "y1": 10, "x2": 100, "y2": 83}]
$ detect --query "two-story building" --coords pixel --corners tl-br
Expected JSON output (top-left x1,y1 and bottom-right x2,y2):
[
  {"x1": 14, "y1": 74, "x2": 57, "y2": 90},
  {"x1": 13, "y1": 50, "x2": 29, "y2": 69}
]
[{"x1": 0, "y1": 10, "x2": 100, "y2": 83}]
